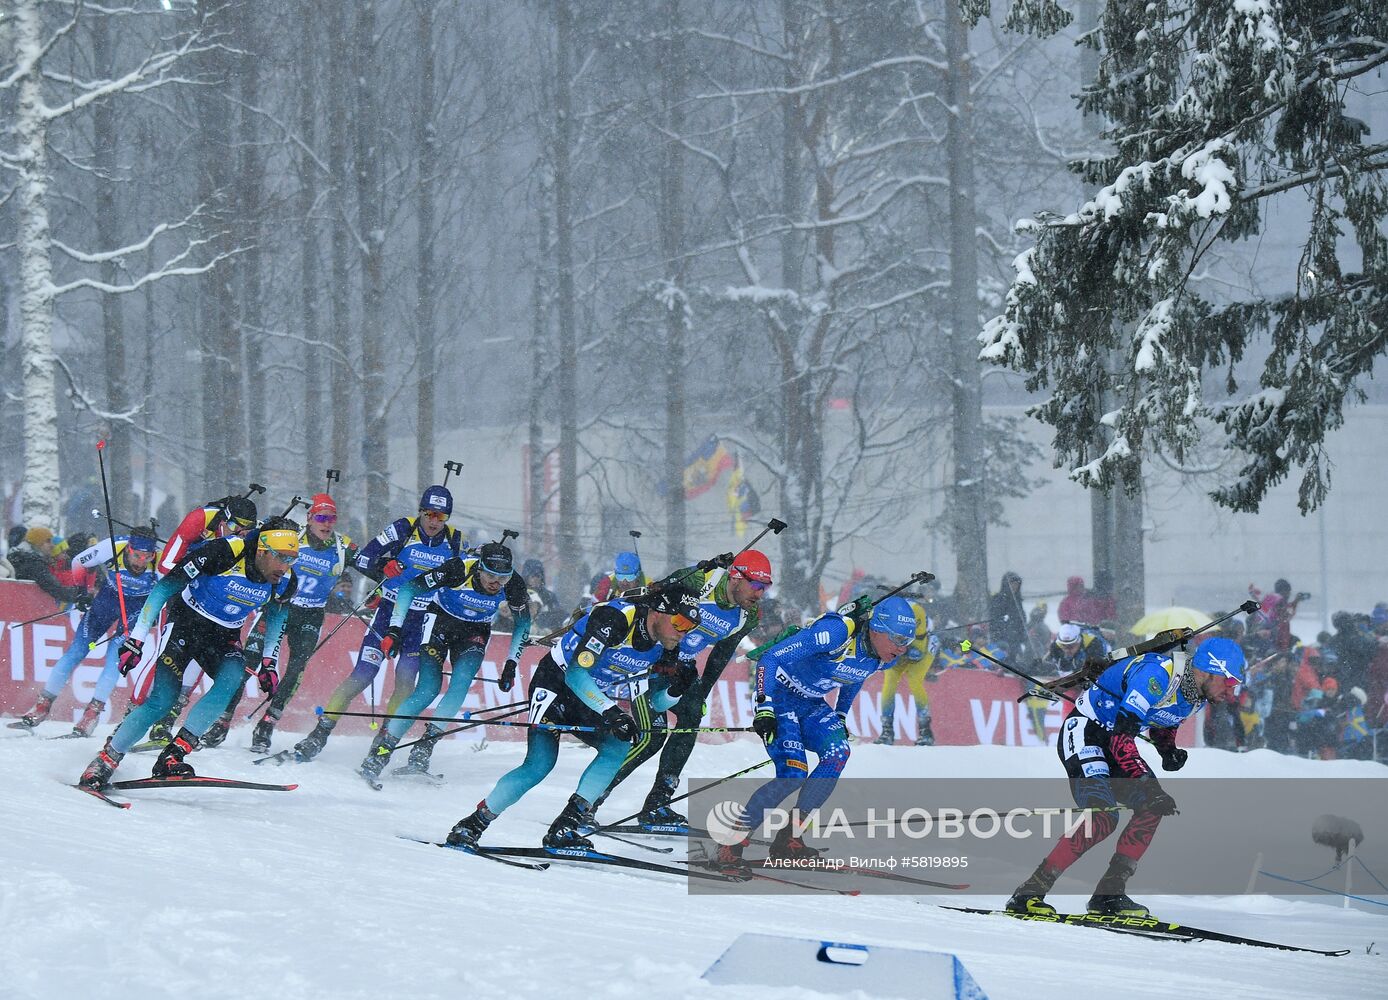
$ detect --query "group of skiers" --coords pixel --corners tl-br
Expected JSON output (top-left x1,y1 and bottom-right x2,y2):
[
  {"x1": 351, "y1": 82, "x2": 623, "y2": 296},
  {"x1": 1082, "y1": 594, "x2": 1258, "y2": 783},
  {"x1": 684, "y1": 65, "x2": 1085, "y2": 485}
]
[{"x1": 5, "y1": 479, "x2": 1249, "y2": 918}]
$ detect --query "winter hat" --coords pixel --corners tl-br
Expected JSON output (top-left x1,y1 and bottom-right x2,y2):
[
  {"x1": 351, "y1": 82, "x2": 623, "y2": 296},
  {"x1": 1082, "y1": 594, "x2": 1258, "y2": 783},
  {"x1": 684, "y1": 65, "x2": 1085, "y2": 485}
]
[
  {"x1": 1057, "y1": 623, "x2": 1082, "y2": 645},
  {"x1": 730, "y1": 549, "x2": 773, "y2": 585},
  {"x1": 1349, "y1": 687, "x2": 1368, "y2": 706},
  {"x1": 7, "y1": 525, "x2": 27, "y2": 549},
  {"x1": 309, "y1": 493, "x2": 338, "y2": 518},
  {"x1": 25, "y1": 526, "x2": 54, "y2": 547},
  {"x1": 613, "y1": 551, "x2": 641, "y2": 579}
]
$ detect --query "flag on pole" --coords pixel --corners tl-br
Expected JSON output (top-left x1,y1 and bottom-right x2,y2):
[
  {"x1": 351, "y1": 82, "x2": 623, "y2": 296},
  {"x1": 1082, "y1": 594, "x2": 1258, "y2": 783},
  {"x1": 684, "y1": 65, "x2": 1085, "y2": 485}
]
[
  {"x1": 682, "y1": 435, "x2": 735, "y2": 499},
  {"x1": 726, "y1": 455, "x2": 761, "y2": 537}
]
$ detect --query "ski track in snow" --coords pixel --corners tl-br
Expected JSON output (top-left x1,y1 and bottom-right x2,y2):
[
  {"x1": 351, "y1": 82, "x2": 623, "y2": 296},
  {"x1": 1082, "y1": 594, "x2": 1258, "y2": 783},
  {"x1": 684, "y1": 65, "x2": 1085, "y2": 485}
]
[{"x1": 1, "y1": 731, "x2": 1384, "y2": 1000}]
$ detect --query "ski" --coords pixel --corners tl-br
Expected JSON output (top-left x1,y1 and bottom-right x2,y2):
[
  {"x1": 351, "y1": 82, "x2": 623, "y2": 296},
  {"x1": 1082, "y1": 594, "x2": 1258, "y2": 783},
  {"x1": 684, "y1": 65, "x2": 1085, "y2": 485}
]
[
  {"x1": 479, "y1": 845, "x2": 744, "y2": 882},
  {"x1": 6, "y1": 720, "x2": 37, "y2": 732},
  {"x1": 602, "y1": 822, "x2": 695, "y2": 838},
  {"x1": 253, "y1": 749, "x2": 296, "y2": 766},
  {"x1": 110, "y1": 776, "x2": 298, "y2": 792},
  {"x1": 48, "y1": 731, "x2": 92, "y2": 740},
  {"x1": 397, "y1": 836, "x2": 550, "y2": 870},
  {"x1": 944, "y1": 907, "x2": 1350, "y2": 956},
  {"x1": 390, "y1": 767, "x2": 446, "y2": 785},
  {"x1": 593, "y1": 829, "x2": 676, "y2": 855},
  {"x1": 358, "y1": 770, "x2": 383, "y2": 791},
  {"x1": 71, "y1": 783, "x2": 131, "y2": 809},
  {"x1": 692, "y1": 861, "x2": 861, "y2": 895},
  {"x1": 129, "y1": 738, "x2": 170, "y2": 753}
]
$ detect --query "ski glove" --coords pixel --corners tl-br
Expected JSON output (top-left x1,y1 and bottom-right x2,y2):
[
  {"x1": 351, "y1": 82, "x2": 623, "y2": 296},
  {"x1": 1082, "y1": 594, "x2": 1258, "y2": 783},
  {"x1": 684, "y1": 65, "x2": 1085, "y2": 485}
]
[
  {"x1": 753, "y1": 703, "x2": 777, "y2": 746},
  {"x1": 382, "y1": 559, "x2": 404, "y2": 579},
  {"x1": 74, "y1": 591, "x2": 93, "y2": 613},
  {"x1": 498, "y1": 658, "x2": 518, "y2": 693},
  {"x1": 256, "y1": 659, "x2": 280, "y2": 697},
  {"x1": 664, "y1": 659, "x2": 698, "y2": 700},
  {"x1": 695, "y1": 552, "x2": 735, "y2": 573},
  {"x1": 117, "y1": 636, "x2": 145, "y2": 676},
  {"x1": 601, "y1": 705, "x2": 637, "y2": 743},
  {"x1": 379, "y1": 625, "x2": 402, "y2": 658},
  {"x1": 1159, "y1": 746, "x2": 1188, "y2": 772}
]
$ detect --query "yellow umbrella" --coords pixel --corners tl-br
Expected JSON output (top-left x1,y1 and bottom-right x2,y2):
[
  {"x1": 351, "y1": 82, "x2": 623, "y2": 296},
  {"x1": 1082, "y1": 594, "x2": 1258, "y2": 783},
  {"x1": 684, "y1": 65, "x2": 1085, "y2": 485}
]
[{"x1": 1132, "y1": 607, "x2": 1209, "y2": 636}]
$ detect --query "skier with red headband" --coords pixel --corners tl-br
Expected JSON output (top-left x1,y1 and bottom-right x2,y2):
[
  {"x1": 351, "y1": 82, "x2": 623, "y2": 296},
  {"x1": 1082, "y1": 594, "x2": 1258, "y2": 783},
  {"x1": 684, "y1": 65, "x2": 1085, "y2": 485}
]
[{"x1": 593, "y1": 550, "x2": 772, "y2": 830}]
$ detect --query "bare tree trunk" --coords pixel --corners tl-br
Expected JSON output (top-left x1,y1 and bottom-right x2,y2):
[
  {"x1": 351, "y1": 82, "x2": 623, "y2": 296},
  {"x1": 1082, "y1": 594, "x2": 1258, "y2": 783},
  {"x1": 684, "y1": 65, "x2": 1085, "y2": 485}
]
[
  {"x1": 946, "y1": 1, "x2": 988, "y2": 620},
  {"x1": 659, "y1": 0, "x2": 687, "y2": 569},
  {"x1": 415, "y1": 0, "x2": 437, "y2": 493},
  {"x1": 298, "y1": 13, "x2": 322, "y2": 487},
  {"x1": 354, "y1": 0, "x2": 388, "y2": 529},
  {"x1": 13, "y1": 0, "x2": 61, "y2": 527},
  {"x1": 527, "y1": 193, "x2": 551, "y2": 551},
  {"x1": 1076, "y1": 0, "x2": 1145, "y2": 629},
  {"x1": 553, "y1": 0, "x2": 580, "y2": 594},
  {"x1": 91, "y1": 14, "x2": 128, "y2": 516},
  {"x1": 326, "y1": 1, "x2": 353, "y2": 500},
  {"x1": 236, "y1": 1, "x2": 266, "y2": 457}
]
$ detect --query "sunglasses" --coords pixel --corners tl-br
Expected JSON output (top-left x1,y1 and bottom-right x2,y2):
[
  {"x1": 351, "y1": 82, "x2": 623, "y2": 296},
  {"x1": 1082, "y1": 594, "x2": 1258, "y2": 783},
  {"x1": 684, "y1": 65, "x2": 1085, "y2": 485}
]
[
  {"x1": 670, "y1": 613, "x2": 698, "y2": 633},
  {"x1": 232, "y1": 517, "x2": 255, "y2": 529},
  {"x1": 742, "y1": 580, "x2": 770, "y2": 593},
  {"x1": 311, "y1": 513, "x2": 337, "y2": 524}
]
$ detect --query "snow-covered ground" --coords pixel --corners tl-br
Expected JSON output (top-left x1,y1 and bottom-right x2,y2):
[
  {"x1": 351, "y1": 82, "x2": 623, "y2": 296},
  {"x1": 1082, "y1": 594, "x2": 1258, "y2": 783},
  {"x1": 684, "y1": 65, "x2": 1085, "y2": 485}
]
[{"x1": 2, "y1": 729, "x2": 1383, "y2": 1000}]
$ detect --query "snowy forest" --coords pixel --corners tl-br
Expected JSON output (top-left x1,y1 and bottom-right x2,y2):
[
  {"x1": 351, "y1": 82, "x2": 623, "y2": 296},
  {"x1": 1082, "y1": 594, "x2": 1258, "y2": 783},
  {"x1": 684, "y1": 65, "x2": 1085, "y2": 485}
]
[{"x1": 2, "y1": 0, "x2": 1384, "y2": 617}]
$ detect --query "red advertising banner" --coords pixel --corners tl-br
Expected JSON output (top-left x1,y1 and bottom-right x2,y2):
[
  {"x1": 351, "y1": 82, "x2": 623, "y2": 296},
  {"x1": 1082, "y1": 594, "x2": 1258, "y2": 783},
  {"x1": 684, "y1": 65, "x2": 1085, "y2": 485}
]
[{"x1": 1, "y1": 580, "x2": 1192, "y2": 746}]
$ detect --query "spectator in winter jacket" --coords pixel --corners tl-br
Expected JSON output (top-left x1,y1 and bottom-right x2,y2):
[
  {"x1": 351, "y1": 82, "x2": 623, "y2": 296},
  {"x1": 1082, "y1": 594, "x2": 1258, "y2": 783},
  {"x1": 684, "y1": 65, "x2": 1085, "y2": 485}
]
[
  {"x1": 1328, "y1": 611, "x2": 1378, "y2": 693},
  {"x1": 1089, "y1": 569, "x2": 1117, "y2": 625},
  {"x1": 8, "y1": 526, "x2": 87, "y2": 606},
  {"x1": 1058, "y1": 576, "x2": 1095, "y2": 625},
  {"x1": 988, "y1": 571, "x2": 1030, "y2": 664}
]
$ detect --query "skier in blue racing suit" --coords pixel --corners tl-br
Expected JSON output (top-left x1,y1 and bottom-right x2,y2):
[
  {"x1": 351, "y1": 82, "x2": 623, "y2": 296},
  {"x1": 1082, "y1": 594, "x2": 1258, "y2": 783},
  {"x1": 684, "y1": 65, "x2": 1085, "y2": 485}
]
[
  {"x1": 1005, "y1": 636, "x2": 1246, "y2": 917},
  {"x1": 716, "y1": 595, "x2": 916, "y2": 867}
]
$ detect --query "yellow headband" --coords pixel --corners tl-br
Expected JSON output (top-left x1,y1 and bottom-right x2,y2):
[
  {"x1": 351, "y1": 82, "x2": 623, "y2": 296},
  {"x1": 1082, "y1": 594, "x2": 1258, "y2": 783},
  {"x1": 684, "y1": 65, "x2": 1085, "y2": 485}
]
[{"x1": 259, "y1": 529, "x2": 300, "y2": 560}]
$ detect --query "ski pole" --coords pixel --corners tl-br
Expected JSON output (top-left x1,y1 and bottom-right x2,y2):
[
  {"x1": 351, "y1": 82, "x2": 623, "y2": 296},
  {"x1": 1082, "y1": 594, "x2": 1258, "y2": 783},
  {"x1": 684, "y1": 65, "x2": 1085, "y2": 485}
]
[
  {"x1": 5, "y1": 606, "x2": 80, "y2": 632},
  {"x1": 316, "y1": 701, "x2": 530, "y2": 725},
  {"x1": 94, "y1": 441, "x2": 131, "y2": 637},
  {"x1": 736, "y1": 517, "x2": 787, "y2": 557},
  {"x1": 90, "y1": 509, "x2": 167, "y2": 546},
  {"x1": 628, "y1": 529, "x2": 641, "y2": 560},
  {"x1": 391, "y1": 704, "x2": 529, "y2": 753},
  {"x1": 309, "y1": 582, "x2": 385, "y2": 657},
  {"x1": 596, "y1": 758, "x2": 774, "y2": 834}
]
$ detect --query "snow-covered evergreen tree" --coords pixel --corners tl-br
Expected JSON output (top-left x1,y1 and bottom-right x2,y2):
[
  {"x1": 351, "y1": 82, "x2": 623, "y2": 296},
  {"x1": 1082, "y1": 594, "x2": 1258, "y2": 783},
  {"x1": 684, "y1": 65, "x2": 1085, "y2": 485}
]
[{"x1": 978, "y1": 0, "x2": 1387, "y2": 513}]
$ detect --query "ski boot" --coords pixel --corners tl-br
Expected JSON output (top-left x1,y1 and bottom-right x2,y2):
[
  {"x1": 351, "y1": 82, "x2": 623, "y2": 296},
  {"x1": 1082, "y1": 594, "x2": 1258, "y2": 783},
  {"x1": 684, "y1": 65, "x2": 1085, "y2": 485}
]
[
  {"x1": 79, "y1": 738, "x2": 125, "y2": 790},
  {"x1": 393, "y1": 723, "x2": 443, "y2": 776},
  {"x1": 543, "y1": 794, "x2": 597, "y2": 851},
  {"x1": 714, "y1": 836, "x2": 751, "y2": 875},
  {"x1": 9, "y1": 692, "x2": 56, "y2": 730},
  {"x1": 358, "y1": 729, "x2": 400, "y2": 785},
  {"x1": 201, "y1": 713, "x2": 233, "y2": 748},
  {"x1": 71, "y1": 698, "x2": 105, "y2": 737},
  {"x1": 147, "y1": 691, "x2": 189, "y2": 745},
  {"x1": 249, "y1": 716, "x2": 276, "y2": 755},
  {"x1": 1087, "y1": 854, "x2": 1150, "y2": 917},
  {"x1": 915, "y1": 708, "x2": 935, "y2": 747},
  {"x1": 637, "y1": 803, "x2": 690, "y2": 830},
  {"x1": 768, "y1": 825, "x2": 822, "y2": 863},
  {"x1": 445, "y1": 801, "x2": 497, "y2": 850},
  {"x1": 152, "y1": 728, "x2": 200, "y2": 778},
  {"x1": 874, "y1": 707, "x2": 895, "y2": 745},
  {"x1": 293, "y1": 718, "x2": 335, "y2": 762},
  {"x1": 1005, "y1": 861, "x2": 1061, "y2": 915}
]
